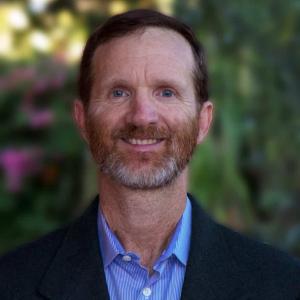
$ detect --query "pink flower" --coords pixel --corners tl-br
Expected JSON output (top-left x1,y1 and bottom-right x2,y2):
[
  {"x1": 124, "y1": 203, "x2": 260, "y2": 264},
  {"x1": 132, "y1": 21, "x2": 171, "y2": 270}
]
[
  {"x1": 28, "y1": 110, "x2": 55, "y2": 129},
  {"x1": 0, "y1": 67, "x2": 36, "y2": 90},
  {"x1": 0, "y1": 148, "x2": 42, "y2": 193}
]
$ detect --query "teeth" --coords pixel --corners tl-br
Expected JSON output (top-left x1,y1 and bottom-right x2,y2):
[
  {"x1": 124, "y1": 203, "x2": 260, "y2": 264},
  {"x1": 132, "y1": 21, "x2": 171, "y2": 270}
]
[{"x1": 128, "y1": 139, "x2": 158, "y2": 145}]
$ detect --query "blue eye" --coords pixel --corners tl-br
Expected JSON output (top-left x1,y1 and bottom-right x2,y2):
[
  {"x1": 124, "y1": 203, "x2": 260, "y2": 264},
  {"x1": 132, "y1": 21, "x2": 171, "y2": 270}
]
[
  {"x1": 161, "y1": 89, "x2": 175, "y2": 97},
  {"x1": 112, "y1": 89, "x2": 128, "y2": 97}
]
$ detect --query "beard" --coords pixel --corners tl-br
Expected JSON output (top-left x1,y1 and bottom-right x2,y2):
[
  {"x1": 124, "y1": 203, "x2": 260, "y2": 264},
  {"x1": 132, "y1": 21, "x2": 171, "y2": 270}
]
[{"x1": 86, "y1": 115, "x2": 199, "y2": 190}]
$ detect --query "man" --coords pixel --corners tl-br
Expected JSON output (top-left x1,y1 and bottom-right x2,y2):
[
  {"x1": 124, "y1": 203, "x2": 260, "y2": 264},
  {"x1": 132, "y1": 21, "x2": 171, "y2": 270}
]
[{"x1": 0, "y1": 9, "x2": 299, "y2": 300}]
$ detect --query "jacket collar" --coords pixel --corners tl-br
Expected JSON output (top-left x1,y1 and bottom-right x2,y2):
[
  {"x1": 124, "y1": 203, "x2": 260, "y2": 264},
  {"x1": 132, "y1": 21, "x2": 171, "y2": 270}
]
[
  {"x1": 181, "y1": 193, "x2": 248, "y2": 300},
  {"x1": 37, "y1": 194, "x2": 248, "y2": 300}
]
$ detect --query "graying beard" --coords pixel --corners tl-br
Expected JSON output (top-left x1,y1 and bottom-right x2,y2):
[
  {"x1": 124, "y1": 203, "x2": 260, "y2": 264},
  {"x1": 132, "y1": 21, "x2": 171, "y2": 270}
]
[{"x1": 99, "y1": 155, "x2": 180, "y2": 190}]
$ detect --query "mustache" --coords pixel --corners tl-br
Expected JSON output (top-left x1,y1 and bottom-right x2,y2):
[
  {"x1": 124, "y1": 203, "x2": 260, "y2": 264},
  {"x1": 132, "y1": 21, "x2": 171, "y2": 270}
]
[{"x1": 113, "y1": 124, "x2": 171, "y2": 140}]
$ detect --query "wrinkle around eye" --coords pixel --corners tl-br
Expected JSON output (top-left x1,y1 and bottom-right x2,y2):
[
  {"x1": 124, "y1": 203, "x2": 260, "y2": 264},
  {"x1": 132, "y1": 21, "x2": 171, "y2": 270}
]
[
  {"x1": 112, "y1": 89, "x2": 130, "y2": 98},
  {"x1": 154, "y1": 87, "x2": 178, "y2": 100}
]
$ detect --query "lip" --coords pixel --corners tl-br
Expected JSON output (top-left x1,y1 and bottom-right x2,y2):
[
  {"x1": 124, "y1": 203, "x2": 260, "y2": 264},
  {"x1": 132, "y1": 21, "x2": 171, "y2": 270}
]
[{"x1": 120, "y1": 138, "x2": 165, "y2": 152}]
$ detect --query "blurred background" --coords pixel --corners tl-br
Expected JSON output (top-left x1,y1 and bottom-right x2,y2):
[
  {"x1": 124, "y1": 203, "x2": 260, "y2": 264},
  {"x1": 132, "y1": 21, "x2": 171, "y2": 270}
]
[{"x1": 0, "y1": 0, "x2": 299, "y2": 256}]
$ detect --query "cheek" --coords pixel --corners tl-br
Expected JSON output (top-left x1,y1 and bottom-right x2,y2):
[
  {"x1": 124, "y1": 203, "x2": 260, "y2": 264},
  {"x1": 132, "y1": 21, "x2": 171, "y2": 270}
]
[
  {"x1": 158, "y1": 98, "x2": 197, "y2": 122},
  {"x1": 87, "y1": 102, "x2": 110, "y2": 121},
  {"x1": 162, "y1": 109, "x2": 196, "y2": 131},
  {"x1": 87, "y1": 105, "x2": 124, "y2": 130},
  {"x1": 86, "y1": 110, "x2": 127, "y2": 149}
]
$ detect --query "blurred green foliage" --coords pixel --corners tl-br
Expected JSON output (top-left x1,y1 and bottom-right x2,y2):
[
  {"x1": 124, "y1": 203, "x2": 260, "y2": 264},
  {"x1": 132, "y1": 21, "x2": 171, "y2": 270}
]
[
  {"x1": 0, "y1": 60, "x2": 84, "y2": 251},
  {"x1": 184, "y1": 0, "x2": 300, "y2": 254},
  {"x1": 0, "y1": 0, "x2": 299, "y2": 256}
]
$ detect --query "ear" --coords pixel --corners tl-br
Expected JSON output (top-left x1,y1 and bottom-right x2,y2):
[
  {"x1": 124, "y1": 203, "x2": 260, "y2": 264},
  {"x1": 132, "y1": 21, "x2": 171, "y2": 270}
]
[
  {"x1": 73, "y1": 99, "x2": 89, "y2": 143},
  {"x1": 197, "y1": 101, "x2": 213, "y2": 144}
]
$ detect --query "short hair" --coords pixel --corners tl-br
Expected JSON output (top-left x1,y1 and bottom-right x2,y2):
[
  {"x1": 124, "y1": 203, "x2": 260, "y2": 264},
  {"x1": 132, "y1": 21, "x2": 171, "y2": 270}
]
[{"x1": 78, "y1": 9, "x2": 209, "y2": 108}]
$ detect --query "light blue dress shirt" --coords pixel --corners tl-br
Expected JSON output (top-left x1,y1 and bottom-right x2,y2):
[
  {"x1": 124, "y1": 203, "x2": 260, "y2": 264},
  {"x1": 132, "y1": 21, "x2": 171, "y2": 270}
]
[{"x1": 97, "y1": 197, "x2": 192, "y2": 300}]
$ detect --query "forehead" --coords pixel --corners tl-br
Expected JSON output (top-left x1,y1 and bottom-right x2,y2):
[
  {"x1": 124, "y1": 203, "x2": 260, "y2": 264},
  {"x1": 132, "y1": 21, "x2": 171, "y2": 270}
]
[{"x1": 91, "y1": 27, "x2": 195, "y2": 84}]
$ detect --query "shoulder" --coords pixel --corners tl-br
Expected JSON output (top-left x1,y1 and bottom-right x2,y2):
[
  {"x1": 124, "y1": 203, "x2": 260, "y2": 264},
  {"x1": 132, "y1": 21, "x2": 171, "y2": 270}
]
[
  {"x1": 218, "y1": 223, "x2": 300, "y2": 297},
  {"x1": 0, "y1": 198, "x2": 99, "y2": 299},
  {"x1": 219, "y1": 222, "x2": 300, "y2": 274},
  {"x1": 0, "y1": 226, "x2": 67, "y2": 270},
  {"x1": 188, "y1": 195, "x2": 300, "y2": 298},
  {"x1": 189, "y1": 194, "x2": 300, "y2": 274},
  {"x1": 0, "y1": 227, "x2": 68, "y2": 299},
  {"x1": 0, "y1": 197, "x2": 98, "y2": 274}
]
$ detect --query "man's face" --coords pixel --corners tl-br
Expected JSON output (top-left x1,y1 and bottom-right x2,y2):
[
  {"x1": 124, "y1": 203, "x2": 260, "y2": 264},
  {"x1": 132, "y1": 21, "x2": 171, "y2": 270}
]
[{"x1": 79, "y1": 28, "x2": 210, "y2": 189}]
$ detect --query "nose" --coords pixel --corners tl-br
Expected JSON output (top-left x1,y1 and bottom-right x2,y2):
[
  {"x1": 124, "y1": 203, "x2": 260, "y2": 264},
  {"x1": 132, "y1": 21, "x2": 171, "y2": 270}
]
[{"x1": 125, "y1": 90, "x2": 159, "y2": 126}]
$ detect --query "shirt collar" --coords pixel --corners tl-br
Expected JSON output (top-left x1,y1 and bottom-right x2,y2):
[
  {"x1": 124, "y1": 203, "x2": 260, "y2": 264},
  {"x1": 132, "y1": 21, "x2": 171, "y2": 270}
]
[
  {"x1": 97, "y1": 208, "x2": 124, "y2": 267},
  {"x1": 161, "y1": 196, "x2": 191, "y2": 266},
  {"x1": 97, "y1": 196, "x2": 192, "y2": 268}
]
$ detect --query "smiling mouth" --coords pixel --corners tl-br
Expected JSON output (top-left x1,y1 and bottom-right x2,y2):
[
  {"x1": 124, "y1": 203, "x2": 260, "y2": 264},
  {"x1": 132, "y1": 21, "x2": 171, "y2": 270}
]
[{"x1": 123, "y1": 138, "x2": 163, "y2": 145}]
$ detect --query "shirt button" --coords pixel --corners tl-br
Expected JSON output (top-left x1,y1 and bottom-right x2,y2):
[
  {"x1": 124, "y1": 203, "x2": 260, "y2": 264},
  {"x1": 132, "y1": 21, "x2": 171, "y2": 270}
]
[
  {"x1": 142, "y1": 287, "x2": 152, "y2": 297},
  {"x1": 122, "y1": 255, "x2": 132, "y2": 262}
]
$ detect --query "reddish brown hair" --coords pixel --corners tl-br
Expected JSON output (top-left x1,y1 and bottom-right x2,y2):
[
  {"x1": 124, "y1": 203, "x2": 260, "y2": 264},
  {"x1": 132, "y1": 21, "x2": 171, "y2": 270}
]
[{"x1": 78, "y1": 9, "x2": 209, "y2": 107}]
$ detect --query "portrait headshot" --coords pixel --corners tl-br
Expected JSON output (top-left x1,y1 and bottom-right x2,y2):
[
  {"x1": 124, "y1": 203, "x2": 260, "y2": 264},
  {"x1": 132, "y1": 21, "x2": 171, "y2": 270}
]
[{"x1": 0, "y1": 2, "x2": 299, "y2": 300}]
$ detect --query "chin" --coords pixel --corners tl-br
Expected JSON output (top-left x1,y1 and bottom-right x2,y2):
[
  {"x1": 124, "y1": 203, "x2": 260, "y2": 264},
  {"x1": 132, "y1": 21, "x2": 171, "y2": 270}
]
[{"x1": 101, "y1": 157, "x2": 182, "y2": 190}]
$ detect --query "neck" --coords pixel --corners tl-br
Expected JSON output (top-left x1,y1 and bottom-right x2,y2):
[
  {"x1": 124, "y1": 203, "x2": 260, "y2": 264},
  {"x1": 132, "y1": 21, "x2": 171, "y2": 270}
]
[{"x1": 98, "y1": 169, "x2": 188, "y2": 271}]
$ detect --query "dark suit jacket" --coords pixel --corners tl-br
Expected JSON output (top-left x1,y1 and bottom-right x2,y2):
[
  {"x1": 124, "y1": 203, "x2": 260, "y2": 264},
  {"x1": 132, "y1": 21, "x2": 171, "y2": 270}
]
[{"x1": 1, "y1": 194, "x2": 300, "y2": 299}]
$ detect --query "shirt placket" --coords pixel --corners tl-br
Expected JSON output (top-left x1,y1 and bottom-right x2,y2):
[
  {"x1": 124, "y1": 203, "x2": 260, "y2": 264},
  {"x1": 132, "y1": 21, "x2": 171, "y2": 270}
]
[{"x1": 136, "y1": 259, "x2": 168, "y2": 300}]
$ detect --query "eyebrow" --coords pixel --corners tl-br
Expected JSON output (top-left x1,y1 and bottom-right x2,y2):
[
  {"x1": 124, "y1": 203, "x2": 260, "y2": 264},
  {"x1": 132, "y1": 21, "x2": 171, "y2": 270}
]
[
  {"x1": 101, "y1": 78, "x2": 187, "y2": 91},
  {"x1": 100, "y1": 79, "x2": 131, "y2": 89},
  {"x1": 151, "y1": 79, "x2": 187, "y2": 90}
]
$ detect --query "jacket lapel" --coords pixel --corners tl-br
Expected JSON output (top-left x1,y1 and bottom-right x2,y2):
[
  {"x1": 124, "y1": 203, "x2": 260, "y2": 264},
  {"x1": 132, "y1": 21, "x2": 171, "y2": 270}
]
[
  {"x1": 181, "y1": 194, "x2": 248, "y2": 300},
  {"x1": 38, "y1": 197, "x2": 110, "y2": 300}
]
